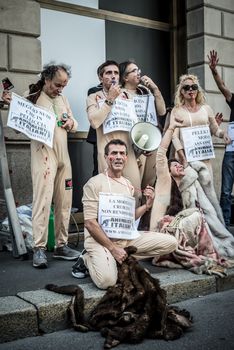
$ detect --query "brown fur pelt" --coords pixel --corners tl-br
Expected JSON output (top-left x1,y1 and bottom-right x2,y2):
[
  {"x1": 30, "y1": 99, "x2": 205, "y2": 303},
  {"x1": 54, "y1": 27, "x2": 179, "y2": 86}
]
[
  {"x1": 45, "y1": 283, "x2": 90, "y2": 332},
  {"x1": 45, "y1": 246, "x2": 192, "y2": 348}
]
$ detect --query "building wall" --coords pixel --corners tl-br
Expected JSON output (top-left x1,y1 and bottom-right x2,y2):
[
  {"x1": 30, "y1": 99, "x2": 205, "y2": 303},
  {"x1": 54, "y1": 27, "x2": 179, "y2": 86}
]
[
  {"x1": 1, "y1": 0, "x2": 234, "y2": 218},
  {"x1": 0, "y1": 0, "x2": 41, "y2": 217},
  {"x1": 186, "y1": 0, "x2": 234, "y2": 194},
  {"x1": 0, "y1": 0, "x2": 41, "y2": 95}
]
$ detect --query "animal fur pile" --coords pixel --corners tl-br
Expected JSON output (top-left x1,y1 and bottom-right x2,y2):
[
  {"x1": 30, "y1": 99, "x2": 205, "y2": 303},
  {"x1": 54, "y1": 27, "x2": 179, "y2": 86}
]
[{"x1": 46, "y1": 247, "x2": 192, "y2": 348}]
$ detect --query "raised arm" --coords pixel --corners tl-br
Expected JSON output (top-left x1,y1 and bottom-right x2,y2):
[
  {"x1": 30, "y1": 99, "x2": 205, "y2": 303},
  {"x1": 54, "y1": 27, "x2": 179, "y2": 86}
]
[
  {"x1": 150, "y1": 116, "x2": 183, "y2": 230},
  {"x1": 208, "y1": 50, "x2": 232, "y2": 102},
  {"x1": 140, "y1": 75, "x2": 166, "y2": 116}
]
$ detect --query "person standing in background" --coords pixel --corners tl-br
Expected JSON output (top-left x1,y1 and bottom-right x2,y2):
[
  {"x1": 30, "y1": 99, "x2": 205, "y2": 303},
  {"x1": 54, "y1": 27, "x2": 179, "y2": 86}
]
[
  {"x1": 86, "y1": 64, "x2": 103, "y2": 176},
  {"x1": 208, "y1": 50, "x2": 234, "y2": 230}
]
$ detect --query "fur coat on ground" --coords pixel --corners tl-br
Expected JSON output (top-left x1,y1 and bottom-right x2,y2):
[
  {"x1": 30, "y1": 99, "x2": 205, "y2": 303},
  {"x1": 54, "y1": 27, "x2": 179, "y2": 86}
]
[
  {"x1": 46, "y1": 247, "x2": 192, "y2": 349},
  {"x1": 180, "y1": 161, "x2": 234, "y2": 259}
]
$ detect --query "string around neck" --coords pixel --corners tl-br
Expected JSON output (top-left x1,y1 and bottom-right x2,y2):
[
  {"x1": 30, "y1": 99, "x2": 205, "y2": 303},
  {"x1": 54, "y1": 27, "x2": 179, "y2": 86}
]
[{"x1": 105, "y1": 171, "x2": 143, "y2": 194}]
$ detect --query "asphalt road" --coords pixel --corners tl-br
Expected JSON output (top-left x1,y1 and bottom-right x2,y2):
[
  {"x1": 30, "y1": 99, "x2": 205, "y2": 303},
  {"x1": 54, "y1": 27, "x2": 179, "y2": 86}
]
[{"x1": 1, "y1": 289, "x2": 233, "y2": 350}]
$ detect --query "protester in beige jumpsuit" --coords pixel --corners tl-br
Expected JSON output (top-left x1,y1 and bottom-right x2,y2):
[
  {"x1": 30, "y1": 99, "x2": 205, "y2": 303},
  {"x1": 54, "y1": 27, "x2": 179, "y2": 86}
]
[
  {"x1": 31, "y1": 93, "x2": 77, "y2": 249},
  {"x1": 86, "y1": 61, "x2": 143, "y2": 200},
  {"x1": 119, "y1": 60, "x2": 166, "y2": 189},
  {"x1": 2, "y1": 64, "x2": 80, "y2": 268},
  {"x1": 78, "y1": 139, "x2": 177, "y2": 289},
  {"x1": 170, "y1": 74, "x2": 230, "y2": 175},
  {"x1": 87, "y1": 60, "x2": 166, "y2": 204}
]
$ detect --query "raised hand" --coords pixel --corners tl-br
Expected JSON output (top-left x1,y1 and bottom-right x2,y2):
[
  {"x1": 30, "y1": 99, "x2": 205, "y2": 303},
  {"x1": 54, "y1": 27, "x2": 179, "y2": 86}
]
[
  {"x1": 143, "y1": 185, "x2": 155, "y2": 210},
  {"x1": 215, "y1": 112, "x2": 223, "y2": 126},
  {"x1": 1, "y1": 90, "x2": 12, "y2": 105},
  {"x1": 140, "y1": 75, "x2": 158, "y2": 93},
  {"x1": 207, "y1": 50, "x2": 219, "y2": 71}
]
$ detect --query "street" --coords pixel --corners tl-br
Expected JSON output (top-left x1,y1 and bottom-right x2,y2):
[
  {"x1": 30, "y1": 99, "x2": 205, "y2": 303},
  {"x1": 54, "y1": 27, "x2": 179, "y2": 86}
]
[{"x1": 0, "y1": 289, "x2": 233, "y2": 350}]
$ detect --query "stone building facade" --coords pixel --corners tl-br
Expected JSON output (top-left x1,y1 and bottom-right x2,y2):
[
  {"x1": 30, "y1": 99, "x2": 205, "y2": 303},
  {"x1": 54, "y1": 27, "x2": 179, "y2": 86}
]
[
  {"x1": 186, "y1": 0, "x2": 234, "y2": 194},
  {"x1": 0, "y1": 0, "x2": 234, "y2": 218}
]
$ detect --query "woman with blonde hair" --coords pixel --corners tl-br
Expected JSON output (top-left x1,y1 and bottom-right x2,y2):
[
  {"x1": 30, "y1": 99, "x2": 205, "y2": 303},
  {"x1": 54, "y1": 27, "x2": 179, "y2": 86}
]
[{"x1": 171, "y1": 74, "x2": 230, "y2": 175}]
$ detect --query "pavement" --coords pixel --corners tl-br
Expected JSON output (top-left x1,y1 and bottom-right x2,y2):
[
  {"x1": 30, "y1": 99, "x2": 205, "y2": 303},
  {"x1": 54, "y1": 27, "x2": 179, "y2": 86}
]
[{"x1": 0, "y1": 230, "x2": 234, "y2": 344}]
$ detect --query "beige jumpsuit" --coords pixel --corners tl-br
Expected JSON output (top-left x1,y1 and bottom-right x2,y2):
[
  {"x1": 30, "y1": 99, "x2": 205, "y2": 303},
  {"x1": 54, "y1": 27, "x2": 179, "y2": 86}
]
[
  {"x1": 121, "y1": 87, "x2": 166, "y2": 189},
  {"x1": 86, "y1": 88, "x2": 165, "y2": 203},
  {"x1": 31, "y1": 91, "x2": 78, "y2": 248},
  {"x1": 171, "y1": 104, "x2": 225, "y2": 175},
  {"x1": 82, "y1": 173, "x2": 177, "y2": 289}
]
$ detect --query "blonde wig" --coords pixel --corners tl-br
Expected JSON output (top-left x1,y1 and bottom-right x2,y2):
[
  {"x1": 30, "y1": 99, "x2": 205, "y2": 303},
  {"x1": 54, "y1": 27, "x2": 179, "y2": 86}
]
[{"x1": 174, "y1": 74, "x2": 206, "y2": 108}]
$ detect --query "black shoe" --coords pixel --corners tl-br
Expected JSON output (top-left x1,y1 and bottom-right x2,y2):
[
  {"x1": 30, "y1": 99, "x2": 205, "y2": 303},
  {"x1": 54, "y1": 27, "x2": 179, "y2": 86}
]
[
  {"x1": 72, "y1": 251, "x2": 89, "y2": 279},
  {"x1": 53, "y1": 244, "x2": 80, "y2": 260}
]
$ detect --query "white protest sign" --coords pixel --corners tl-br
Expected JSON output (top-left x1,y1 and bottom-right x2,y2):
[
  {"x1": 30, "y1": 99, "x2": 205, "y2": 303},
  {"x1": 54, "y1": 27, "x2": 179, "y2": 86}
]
[
  {"x1": 181, "y1": 125, "x2": 215, "y2": 162},
  {"x1": 7, "y1": 93, "x2": 56, "y2": 148},
  {"x1": 226, "y1": 122, "x2": 234, "y2": 152},
  {"x1": 102, "y1": 98, "x2": 138, "y2": 134},
  {"x1": 98, "y1": 192, "x2": 140, "y2": 240},
  {"x1": 133, "y1": 94, "x2": 158, "y2": 125}
]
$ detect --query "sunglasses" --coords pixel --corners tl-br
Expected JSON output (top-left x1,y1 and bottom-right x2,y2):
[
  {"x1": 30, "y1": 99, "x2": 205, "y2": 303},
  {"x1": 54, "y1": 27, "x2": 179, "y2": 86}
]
[{"x1": 182, "y1": 84, "x2": 198, "y2": 91}]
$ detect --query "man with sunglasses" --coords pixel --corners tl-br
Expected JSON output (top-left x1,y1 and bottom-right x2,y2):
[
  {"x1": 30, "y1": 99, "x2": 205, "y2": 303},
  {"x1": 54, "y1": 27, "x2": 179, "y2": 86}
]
[
  {"x1": 208, "y1": 50, "x2": 234, "y2": 230},
  {"x1": 170, "y1": 74, "x2": 230, "y2": 177}
]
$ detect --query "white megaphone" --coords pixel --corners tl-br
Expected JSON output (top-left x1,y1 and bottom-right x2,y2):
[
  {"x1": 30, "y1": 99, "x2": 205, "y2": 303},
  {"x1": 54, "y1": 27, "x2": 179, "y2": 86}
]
[{"x1": 130, "y1": 122, "x2": 162, "y2": 158}]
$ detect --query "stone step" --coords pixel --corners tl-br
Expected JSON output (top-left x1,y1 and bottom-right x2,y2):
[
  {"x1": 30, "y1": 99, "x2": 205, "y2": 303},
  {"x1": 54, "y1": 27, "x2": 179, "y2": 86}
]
[{"x1": 0, "y1": 268, "x2": 234, "y2": 344}]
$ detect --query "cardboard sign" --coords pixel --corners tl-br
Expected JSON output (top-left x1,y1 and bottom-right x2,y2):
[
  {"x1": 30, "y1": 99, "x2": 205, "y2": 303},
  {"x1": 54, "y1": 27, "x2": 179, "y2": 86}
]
[
  {"x1": 102, "y1": 98, "x2": 138, "y2": 134},
  {"x1": 133, "y1": 94, "x2": 158, "y2": 125},
  {"x1": 7, "y1": 93, "x2": 56, "y2": 148},
  {"x1": 98, "y1": 192, "x2": 140, "y2": 240},
  {"x1": 226, "y1": 122, "x2": 234, "y2": 152},
  {"x1": 181, "y1": 125, "x2": 215, "y2": 162}
]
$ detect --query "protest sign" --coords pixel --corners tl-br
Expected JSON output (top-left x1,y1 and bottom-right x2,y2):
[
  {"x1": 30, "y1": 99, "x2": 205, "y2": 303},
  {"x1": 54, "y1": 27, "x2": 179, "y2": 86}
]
[
  {"x1": 133, "y1": 94, "x2": 158, "y2": 125},
  {"x1": 181, "y1": 125, "x2": 215, "y2": 162},
  {"x1": 98, "y1": 192, "x2": 139, "y2": 240},
  {"x1": 102, "y1": 98, "x2": 138, "y2": 134},
  {"x1": 226, "y1": 122, "x2": 234, "y2": 152},
  {"x1": 7, "y1": 93, "x2": 56, "y2": 148}
]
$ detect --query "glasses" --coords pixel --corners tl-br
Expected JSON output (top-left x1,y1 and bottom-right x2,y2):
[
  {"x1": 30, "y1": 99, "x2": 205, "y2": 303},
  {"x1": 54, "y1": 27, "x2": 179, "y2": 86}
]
[
  {"x1": 126, "y1": 68, "x2": 141, "y2": 75},
  {"x1": 182, "y1": 84, "x2": 199, "y2": 91}
]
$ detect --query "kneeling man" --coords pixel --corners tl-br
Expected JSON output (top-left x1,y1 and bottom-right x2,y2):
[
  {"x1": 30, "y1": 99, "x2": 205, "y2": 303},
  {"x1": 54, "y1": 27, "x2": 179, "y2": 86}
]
[{"x1": 72, "y1": 139, "x2": 177, "y2": 289}]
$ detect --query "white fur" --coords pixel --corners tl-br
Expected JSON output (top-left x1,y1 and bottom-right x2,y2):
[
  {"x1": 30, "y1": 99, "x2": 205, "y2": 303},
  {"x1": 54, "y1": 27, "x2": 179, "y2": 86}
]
[{"x1": 179, "y1": 161, "x2": 234, "y2": 258}]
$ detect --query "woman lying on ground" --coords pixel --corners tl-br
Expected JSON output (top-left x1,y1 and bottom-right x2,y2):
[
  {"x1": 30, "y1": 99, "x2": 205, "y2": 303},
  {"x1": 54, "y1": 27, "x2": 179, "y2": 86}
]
[{"x1": 149, "y1": 117, "x2": 234, "y2": 276}]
